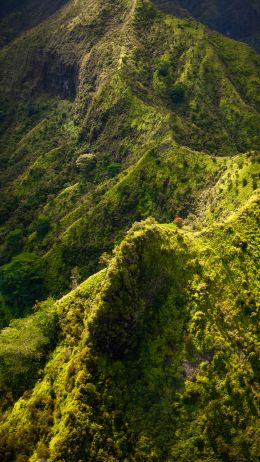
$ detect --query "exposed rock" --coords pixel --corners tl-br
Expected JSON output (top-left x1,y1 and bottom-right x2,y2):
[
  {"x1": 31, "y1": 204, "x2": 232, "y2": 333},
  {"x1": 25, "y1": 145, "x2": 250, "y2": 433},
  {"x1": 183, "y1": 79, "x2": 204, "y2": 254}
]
[{"x1": 25, "y1": 49, "x2": 77, "y2": 99}]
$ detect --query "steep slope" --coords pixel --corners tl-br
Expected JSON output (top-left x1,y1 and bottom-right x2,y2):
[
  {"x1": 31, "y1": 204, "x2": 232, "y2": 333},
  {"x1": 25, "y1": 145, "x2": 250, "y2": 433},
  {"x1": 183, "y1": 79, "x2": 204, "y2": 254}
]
[
  {"x1": 153, "y1": 0, "x2": 260, "y2": 51},
  {"x1": 0, "y1": 196, "x2": 259, "y2": 461},
  {"x1": 0, "y1": 1, "x2": 259, "y2": 460},
  {"x1": 0, "y1": 0, "x2": 259, "y2": 319}
]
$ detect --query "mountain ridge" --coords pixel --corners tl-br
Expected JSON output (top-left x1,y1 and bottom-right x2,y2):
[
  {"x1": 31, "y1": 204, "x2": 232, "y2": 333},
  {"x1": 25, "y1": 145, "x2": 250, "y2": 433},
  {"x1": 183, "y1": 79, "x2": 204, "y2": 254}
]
[
  {"x1": 153, "y1": 0, "x2": 260, "y2": 51},
  {"x1": 0, "y1": 0, "x2": 259, "y2": 302},
  {"x1": 0, "y1": 194, "x2": 259, "y2": 461},
  {"x1": 0, "y1": 2, "x2": 259, "y2": 460}
]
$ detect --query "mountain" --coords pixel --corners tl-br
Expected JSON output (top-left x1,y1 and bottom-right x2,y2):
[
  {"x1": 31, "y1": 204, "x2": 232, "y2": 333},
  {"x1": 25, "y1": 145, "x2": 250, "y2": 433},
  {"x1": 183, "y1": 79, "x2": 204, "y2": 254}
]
[
  {"x1": 153, "y1": 0, "x2": 260, "y2": 51},
  {"x1": 0, "y1": 0, "x2": 259, "y2": 302},
  {"x1": 0, "y1": 1, "x2": 259, "y2": 460}
]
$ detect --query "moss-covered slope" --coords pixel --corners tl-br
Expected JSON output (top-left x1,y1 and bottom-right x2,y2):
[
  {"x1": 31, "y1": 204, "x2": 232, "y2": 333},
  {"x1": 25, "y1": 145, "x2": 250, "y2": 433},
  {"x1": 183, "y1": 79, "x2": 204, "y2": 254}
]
[{"x1": 0, "y1": 1, "x2": 259, "y2": 460}]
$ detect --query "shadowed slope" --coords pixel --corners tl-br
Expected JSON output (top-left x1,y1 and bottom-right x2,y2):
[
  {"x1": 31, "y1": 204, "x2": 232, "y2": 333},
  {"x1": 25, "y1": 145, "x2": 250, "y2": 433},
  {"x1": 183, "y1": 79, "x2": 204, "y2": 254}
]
[
  {"x1": 0, "y1": 0, "x2": 69, "y2": 47},
  {"x1": 153, "y1": 0, "x2": 260, "y2": 51}
]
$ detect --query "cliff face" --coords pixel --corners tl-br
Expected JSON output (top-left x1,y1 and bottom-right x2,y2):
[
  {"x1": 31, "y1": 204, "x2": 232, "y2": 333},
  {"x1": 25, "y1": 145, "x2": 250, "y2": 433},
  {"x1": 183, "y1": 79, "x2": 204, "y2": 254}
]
[{"x1": 153, "y1": 0, "x2": 260, "y2": 50}]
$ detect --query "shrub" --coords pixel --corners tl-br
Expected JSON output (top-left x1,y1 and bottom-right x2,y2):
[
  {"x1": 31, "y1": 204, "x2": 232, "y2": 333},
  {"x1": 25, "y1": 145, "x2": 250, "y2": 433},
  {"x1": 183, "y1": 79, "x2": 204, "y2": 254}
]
[
  {"x1": 99, "y1": 252, "x2": 112, "y2": 268},
  {"x1": 107, "y1": 163, "x2": 121, "y2": 178},
  {"x1": 158, "y1": 64, "x2": 169, "y2": 77},
  {"x1": 173, "y1": 216, "x2": 184, "y2": 228},
  {"x1": 70, "y1": 266, "x2": 81, "y2": 289}
]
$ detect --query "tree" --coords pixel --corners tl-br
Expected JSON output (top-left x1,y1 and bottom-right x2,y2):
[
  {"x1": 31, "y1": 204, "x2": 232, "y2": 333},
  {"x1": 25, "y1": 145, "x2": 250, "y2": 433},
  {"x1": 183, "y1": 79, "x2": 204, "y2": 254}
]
[
  {"x1": 158, "y1": 64, "x2": 169, "y2": 77},
  {"x1": 6, "y1": 228, "x2": 23, "y2": 256},
  {"x1": 170, "y1": 84, "x2": 187, "y2": 104},
  {"x1": 76, "y1": 153, "x2": 97, "y2": 174},
  {"x1": 35, "y1": 216, "x2": 51, "y2": 239},
  {"x1": 70, "y1": 266, "x2": 81, "y2": 290},
  {"x1": 173, "y1": 216, "x2": 184, "y2": 228},
  {"x1": 107, "y1": 163, "x2": 121, "y2": 178},
  {"x1": 0, "y1": 252, "x2": 45, "y2": 313}
]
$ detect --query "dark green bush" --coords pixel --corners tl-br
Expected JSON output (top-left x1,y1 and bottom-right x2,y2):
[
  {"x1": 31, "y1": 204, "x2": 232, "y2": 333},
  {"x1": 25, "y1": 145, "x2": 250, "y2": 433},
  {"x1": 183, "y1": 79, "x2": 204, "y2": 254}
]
[
  {"x1": 107, "y1": 163, "x2": 121, "y2": 178},
  {"x1": 0, "y1": 252, "x2": 45, "y2": 313},
  {"x1": 6, "y1": 228, "x2": 24, "y2": 256},
  {"x1": 34, "y1": 216, "x2": 51, "y2": 239},
  {"x1": 158, "y1": 64, "x2": 169, "y2": 77},
  {"x1": 170, "y1": 84, "x2": 187, "y2": 104}
]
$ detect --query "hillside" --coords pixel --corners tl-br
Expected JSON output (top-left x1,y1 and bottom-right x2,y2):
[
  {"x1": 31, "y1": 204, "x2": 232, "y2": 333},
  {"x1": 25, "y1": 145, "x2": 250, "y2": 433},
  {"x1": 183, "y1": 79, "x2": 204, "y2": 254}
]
[
  {"x1": 0, "y1": 0, "x2": 68, "y2": 47},
  {"x1": 153, "y1": 0, "x2": 260, "y2": 51},
  {"x1": 0, "y1": 0, "x2": 259, "y2": 314},
  {"x1": 0, "y1": 1, "x2": 259, "y2": 460}
]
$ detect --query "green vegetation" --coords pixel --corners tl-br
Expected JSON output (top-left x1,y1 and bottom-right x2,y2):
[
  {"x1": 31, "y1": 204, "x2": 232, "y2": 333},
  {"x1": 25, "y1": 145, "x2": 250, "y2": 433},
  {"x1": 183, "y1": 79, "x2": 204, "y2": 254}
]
[
  {"x1": 34, "y1": 216, "x2": 51, "y2": 239},
  {"x1": 155, "y1": 0, "x2": 260, "y2": 51},
  {"x1": 0, "y1": 198, "x2": 259, "y2": 461},
  {"x1": 0, "y1": 299, "x2": 57, "y2": 399},
  {"x1": 0, "y1": 0, "x2": 259, "y2": 302},
  {"x1": 0, "y1": 0, "x2": 259, "y2": 460},
  {"x1": 5, "y1": 228, "x2": 24, "y2": 258},
  {"x1": 0, "y1": 253, "x2": 45, "y2": 320},
  {"x1": 169, "y1": 83, "x2": 187, "y2": 104}
]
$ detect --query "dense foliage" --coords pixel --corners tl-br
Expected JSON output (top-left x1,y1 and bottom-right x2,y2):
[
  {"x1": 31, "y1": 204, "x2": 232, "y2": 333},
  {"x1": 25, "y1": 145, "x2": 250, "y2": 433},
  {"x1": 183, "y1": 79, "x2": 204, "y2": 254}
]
[
  {"x1": 0, "y1": 200, "x2": 259, "y2": 461},
  {"x1": 0, "y1": 299, "x2": 57, "y2": 400},
  {"x1": 0, "y1": 0, "x2": 259, "y2": 299},
  {"x1": 0, "y1": 252, "x2": 45, "y2": 323},
  {"x1": 0, "y1": 0, "x2": 259, "y2": 461}
]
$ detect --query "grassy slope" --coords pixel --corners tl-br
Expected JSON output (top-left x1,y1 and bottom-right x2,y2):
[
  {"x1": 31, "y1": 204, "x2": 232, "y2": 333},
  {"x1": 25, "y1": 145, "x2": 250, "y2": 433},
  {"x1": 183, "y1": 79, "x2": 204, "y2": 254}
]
[{"x1": 0, "y1": 195, "x2": 259, "y2": 461}]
